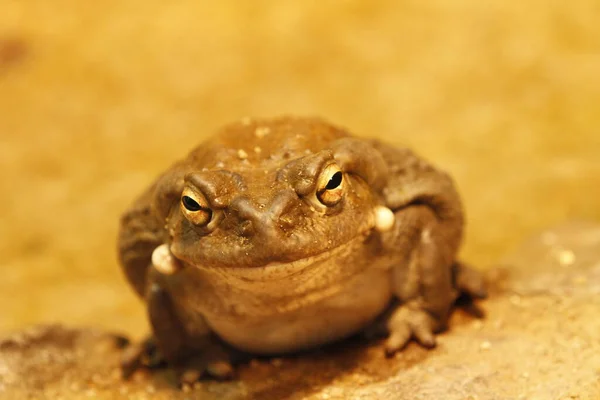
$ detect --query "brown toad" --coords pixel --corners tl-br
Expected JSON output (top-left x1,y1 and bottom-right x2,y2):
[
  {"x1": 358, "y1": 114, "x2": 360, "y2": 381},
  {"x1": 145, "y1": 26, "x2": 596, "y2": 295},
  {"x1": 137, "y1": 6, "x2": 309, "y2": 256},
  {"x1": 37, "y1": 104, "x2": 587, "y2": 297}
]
[{"x1": 118, "y1": 117, "x2": 485, "y2": 383}]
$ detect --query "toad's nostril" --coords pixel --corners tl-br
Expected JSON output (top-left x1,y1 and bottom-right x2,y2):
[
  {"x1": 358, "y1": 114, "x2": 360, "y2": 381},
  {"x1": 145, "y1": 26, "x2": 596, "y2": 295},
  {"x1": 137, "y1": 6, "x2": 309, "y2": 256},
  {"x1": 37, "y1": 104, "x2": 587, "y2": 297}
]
[
  {"x1": 230, "y1": 196, "x2": 275, "y2": 238},
  {"x1": 231, "y1": 197, "x2": 261, "y2": 223},
  {"x1": 237, "y1": 220, "x2": 254, "y2": 237},
  {"x1": 269, "y1": 189, "x2": 297, "y2": 220},
  {"x1": 230, "y1": 190, "x2": 298, "y2": 238}
]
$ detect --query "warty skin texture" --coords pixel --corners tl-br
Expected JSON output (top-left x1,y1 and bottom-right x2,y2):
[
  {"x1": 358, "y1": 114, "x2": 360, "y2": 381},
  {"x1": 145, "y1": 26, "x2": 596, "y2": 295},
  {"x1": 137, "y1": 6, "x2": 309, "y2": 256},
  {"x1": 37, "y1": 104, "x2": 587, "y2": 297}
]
[{"x1": 117, "y1": 117, "x2": 486, "y2": 384}]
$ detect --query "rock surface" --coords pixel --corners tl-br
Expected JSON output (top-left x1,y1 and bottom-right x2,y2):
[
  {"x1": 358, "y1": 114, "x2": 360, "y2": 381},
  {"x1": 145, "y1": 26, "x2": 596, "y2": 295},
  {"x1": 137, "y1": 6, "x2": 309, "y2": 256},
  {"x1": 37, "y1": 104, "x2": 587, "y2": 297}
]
[{"x1": 1, "y1": 222, "x2": 600, "y2": 400}]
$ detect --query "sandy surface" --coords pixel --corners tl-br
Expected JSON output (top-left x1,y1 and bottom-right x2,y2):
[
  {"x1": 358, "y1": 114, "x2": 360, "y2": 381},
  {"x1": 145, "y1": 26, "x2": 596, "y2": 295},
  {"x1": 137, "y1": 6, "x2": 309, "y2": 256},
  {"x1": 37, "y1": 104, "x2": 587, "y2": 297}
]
[
  {"x1": 0, "y1": 0, "x2": 599, "y2": 344},
  {"x1": 1, "y1": 221, "x2": 599, "y2": 400}
]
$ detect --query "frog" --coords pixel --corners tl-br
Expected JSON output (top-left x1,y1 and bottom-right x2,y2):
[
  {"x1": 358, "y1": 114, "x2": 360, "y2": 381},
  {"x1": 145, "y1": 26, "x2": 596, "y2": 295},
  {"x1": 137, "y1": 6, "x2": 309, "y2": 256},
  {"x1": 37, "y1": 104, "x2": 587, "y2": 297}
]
[{"x1": 117, "y1": 117, "x2": 486, "y2": 384}]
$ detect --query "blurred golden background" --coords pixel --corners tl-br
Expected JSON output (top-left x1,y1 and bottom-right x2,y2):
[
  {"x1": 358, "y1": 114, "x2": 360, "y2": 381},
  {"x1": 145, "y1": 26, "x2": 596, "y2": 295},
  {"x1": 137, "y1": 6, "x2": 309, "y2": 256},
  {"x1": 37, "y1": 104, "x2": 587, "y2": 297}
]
[{"x1": 1, "y1": 1, "x2": 599, "y2": 338}]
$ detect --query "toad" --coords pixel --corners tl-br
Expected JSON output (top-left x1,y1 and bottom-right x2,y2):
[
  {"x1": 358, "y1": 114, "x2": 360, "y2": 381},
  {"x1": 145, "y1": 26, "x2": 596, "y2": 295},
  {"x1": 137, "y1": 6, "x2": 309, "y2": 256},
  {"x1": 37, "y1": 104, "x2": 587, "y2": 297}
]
[{"x1": 118, "y1": 117, "x2": 486, "y2": 383}]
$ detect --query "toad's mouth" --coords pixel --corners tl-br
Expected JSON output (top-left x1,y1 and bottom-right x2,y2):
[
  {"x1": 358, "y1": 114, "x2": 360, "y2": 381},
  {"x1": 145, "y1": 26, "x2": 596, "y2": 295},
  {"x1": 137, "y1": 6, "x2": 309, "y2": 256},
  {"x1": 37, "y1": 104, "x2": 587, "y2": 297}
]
[
  {"x1": 153, "y1": 230, "x2": 372, "y2": 280},
  {"x1": 152, "y1": 205, "x2": 396, "y2": 279},
  {"x1": 207, "y1": 231, "x2": 375, "y2": 282}
]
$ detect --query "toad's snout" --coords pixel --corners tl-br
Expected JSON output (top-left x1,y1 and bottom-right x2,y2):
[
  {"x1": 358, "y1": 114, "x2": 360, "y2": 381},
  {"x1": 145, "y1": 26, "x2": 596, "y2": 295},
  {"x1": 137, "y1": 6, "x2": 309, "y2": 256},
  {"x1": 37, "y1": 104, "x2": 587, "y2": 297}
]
[
  {"x1": 229, "y1": 189, "x2": 299, "y2": 241},
  {"x1": 227, "y1": 189, "x2": 395, "y2": 257}
]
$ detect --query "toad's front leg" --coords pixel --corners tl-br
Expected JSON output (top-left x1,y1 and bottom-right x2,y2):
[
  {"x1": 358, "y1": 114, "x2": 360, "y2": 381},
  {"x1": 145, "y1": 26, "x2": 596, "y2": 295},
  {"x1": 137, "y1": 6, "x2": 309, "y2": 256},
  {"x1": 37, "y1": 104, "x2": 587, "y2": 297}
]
[
  {"x1": 121, "y1": 268, "x2": 238, "y2": 385},
  {"x1": 363, "y1": 142, "x2": 486, "y2": 355},
  {"x1": 383, "y1": 205, "x2": 486, "y2": 355}
]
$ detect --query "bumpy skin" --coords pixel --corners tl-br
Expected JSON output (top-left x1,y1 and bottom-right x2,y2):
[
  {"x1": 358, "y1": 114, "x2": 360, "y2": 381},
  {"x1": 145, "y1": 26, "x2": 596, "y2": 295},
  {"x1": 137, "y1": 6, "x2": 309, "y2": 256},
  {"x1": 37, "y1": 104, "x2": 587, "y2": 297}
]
[{"x1": 118, "y1": 117, "x2": 485, "y2": 383}]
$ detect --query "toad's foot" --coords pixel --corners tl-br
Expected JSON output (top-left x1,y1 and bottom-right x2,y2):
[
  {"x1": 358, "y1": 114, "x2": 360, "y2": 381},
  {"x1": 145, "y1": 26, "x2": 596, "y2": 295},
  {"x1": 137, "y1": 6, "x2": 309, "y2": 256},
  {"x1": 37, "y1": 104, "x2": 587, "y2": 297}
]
[
  {"x1": 453, "y1": 262, "x2": 487, "y2": 300},
  {"x1": 121, "y1": 337, "x2": 163, "y2": 378},
  {"x1": 173, "y1": 357, "x2": 235, "y2": 386},
  {"x1": 120, "y1": 336, "x2": 239, "y2": 384},
  {"x1": 383, "y1": 304, "x2": 440, "y2": 356}
]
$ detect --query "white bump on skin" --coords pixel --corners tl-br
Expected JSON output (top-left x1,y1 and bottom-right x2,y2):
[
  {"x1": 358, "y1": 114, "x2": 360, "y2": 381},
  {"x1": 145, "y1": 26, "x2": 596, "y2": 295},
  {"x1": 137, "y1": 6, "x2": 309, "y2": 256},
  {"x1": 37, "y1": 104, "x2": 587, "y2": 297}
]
[
  {"x1": 374, "y1": 205, "x2": 395, "y2": 232},
  {"x1": 152, "y1": 244, "x2": 180, "y2": 275},
  {"x1": 421, "y1": 228, "x2": 432, "y2": 243}
]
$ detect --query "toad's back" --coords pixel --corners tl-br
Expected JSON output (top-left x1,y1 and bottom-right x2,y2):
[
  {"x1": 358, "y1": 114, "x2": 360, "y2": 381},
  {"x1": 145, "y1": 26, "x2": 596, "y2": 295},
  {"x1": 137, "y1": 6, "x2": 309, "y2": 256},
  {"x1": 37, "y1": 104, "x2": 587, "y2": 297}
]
[{"x1": 185, "y1": 117, "x2": 350, "y2": 172}]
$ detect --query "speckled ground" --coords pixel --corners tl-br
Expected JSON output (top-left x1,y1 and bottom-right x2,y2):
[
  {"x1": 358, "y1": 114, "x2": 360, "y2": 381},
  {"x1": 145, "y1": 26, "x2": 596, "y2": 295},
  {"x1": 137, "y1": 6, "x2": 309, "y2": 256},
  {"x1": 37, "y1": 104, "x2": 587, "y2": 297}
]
[{"x1": 1, "y1": 0, "x2": 599, "y2": 347}]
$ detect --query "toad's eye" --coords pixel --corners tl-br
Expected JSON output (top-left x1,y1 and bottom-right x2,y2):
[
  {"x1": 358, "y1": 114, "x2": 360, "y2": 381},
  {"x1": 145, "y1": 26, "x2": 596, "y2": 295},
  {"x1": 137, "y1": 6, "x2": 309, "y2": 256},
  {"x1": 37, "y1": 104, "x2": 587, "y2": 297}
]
[
  {"x1": 182, "y1": 195, "x2": 201, "y2": 211},
  {"x1": 181, "y1": 187, "x2": 212, "y2": 226},
  {"x1": 316, "y1": 163, "x2": 345, "y2": 206}
]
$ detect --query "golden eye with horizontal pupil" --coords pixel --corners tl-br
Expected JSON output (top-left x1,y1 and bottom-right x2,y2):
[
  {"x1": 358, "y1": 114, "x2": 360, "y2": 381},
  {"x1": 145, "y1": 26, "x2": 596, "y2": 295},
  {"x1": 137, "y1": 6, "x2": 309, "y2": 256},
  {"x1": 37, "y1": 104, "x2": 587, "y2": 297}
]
[
  {"x1": 180, "y1": 187, "x2": 212, "y2": 226},
  {"x1": 316, "y1": 163, "x2": 345, "y2": 206}
]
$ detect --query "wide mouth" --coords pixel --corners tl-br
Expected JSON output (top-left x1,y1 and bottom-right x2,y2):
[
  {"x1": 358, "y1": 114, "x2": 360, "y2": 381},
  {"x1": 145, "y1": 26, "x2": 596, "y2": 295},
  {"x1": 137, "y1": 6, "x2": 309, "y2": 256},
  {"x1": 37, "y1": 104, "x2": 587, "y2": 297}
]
[{"x1": 174, "y1": 229, "x2": 374, "y2": 282}]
